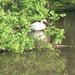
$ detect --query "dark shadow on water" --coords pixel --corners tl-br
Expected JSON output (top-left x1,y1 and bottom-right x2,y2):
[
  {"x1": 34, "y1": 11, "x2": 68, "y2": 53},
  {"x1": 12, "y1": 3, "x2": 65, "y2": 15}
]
[{"x1": 55, "y1": 12, "x2": 75, "y2": 75}]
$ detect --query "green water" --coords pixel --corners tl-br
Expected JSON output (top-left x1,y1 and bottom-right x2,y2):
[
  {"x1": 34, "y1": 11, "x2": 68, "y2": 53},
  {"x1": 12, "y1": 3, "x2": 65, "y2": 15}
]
[
  {"x1": 56, "y1": 12, "x2": 75, "y2": 75},
  {"x1": 0, "y1": 51, "x2": 66, "y2": 75}
]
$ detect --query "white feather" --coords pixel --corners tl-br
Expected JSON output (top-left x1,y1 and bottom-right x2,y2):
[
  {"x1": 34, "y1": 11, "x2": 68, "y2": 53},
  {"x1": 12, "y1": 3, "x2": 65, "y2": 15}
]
[{"x1": 31, "y1": 19, "x2": 47, "y2": 30}]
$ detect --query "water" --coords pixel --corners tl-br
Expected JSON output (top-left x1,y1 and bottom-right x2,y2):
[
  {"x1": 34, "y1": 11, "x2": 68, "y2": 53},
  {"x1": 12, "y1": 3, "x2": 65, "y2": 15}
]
[
  {"x1": 0, "y1": 51, "x2": 66, "y2": 75},
  {"x1": 0, "y1": 12, "x2": 75, "y2": 75},
  {"x1": 56, "y1": 12, "x2": 75, "y2": 75}
]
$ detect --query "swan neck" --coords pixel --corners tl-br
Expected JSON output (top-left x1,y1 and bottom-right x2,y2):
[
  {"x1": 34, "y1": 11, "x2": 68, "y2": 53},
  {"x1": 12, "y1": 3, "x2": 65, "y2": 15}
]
[{"x1": 41, "y1": 20, "x2": 43, "y2": 23}]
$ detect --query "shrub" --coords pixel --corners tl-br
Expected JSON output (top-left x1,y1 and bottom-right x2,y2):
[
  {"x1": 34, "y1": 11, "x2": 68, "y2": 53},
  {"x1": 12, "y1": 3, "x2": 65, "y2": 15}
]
[{"x1": 0, "y1": 0, "x2": 65, "y2": 53}]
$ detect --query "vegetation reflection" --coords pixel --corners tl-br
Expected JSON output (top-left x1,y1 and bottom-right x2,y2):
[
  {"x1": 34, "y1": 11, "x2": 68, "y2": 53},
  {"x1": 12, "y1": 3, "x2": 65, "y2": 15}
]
[{"x1": 0, "y1": 50, "x2": 67, "y2": 75}]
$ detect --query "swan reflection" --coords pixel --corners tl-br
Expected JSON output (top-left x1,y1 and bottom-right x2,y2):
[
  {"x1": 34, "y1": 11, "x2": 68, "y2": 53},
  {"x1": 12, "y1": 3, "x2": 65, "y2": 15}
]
[{"x1": 29, "y1": 31, "x2": 49, "y2": 42}]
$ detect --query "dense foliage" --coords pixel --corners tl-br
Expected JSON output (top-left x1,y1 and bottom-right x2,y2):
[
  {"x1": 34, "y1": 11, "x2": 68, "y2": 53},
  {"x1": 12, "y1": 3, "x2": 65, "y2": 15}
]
[
  {"x1": 0, "y1": 0, "x2": 65, "y2": 53},
  {"x1": 49, "y1": 0, "x2": 75, "y2": 11}
]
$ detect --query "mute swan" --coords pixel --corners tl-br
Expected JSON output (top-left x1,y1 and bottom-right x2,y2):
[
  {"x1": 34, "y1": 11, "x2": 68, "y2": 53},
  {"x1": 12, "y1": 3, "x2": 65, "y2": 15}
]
[{"x1": 31, "y1": 19, "x2": 47, "y2": 31}]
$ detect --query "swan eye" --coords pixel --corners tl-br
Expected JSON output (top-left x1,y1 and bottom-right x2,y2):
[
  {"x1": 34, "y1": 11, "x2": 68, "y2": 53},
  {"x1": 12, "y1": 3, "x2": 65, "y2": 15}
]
[{"x1": 42, "y1": 21, "x2": 48, "y2": 26}]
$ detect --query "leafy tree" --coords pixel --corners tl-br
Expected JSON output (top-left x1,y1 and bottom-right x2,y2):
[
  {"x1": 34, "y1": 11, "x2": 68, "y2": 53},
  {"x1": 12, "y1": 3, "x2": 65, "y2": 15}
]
[
  {"x1": 49, "y1": 0, "x2": 75, "y2": 11},
  {"x1": 0, "y1": 0, "x2": 65, "y2": 53}
]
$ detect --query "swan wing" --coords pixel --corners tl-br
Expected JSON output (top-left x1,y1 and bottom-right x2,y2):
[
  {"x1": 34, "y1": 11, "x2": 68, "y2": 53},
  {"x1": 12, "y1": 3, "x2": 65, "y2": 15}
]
[{"x1": 31, "y1": 22, "x2": 46, "y2": 30}]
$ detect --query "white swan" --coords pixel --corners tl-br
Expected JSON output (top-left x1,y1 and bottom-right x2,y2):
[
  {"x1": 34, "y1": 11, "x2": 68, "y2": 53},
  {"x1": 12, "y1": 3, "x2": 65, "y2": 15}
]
[{"x1": 31, "y1": 19, "x2": 47, "y2": 31}]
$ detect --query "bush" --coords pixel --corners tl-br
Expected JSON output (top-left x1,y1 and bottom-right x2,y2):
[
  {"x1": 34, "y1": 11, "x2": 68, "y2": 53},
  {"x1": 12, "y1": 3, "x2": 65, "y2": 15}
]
[{"x1": 0, "y1": 0, "x2": 65, "y2": 53}]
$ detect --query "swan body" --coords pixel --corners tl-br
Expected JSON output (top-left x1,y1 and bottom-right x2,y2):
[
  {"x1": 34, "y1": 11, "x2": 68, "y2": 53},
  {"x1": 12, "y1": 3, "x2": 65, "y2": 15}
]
[{"x1": 31, "y1": 19, "x2": 47, "y2": 31}]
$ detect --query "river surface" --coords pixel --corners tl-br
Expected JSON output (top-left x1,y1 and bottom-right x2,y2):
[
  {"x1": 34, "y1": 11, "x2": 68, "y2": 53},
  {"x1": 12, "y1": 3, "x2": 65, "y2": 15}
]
[
  {"x1": 56, "y1": 12, "x2": 75, "y2": 75},
  {"x1": 0, "y1": 12, "x2": 75, "y2": 75}
]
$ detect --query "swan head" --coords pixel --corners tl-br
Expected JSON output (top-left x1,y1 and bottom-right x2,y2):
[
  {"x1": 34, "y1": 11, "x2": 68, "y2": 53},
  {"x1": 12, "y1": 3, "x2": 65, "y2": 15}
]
[{"x1": 41, "y1": 19, "x2": 48, "y2": 26}]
